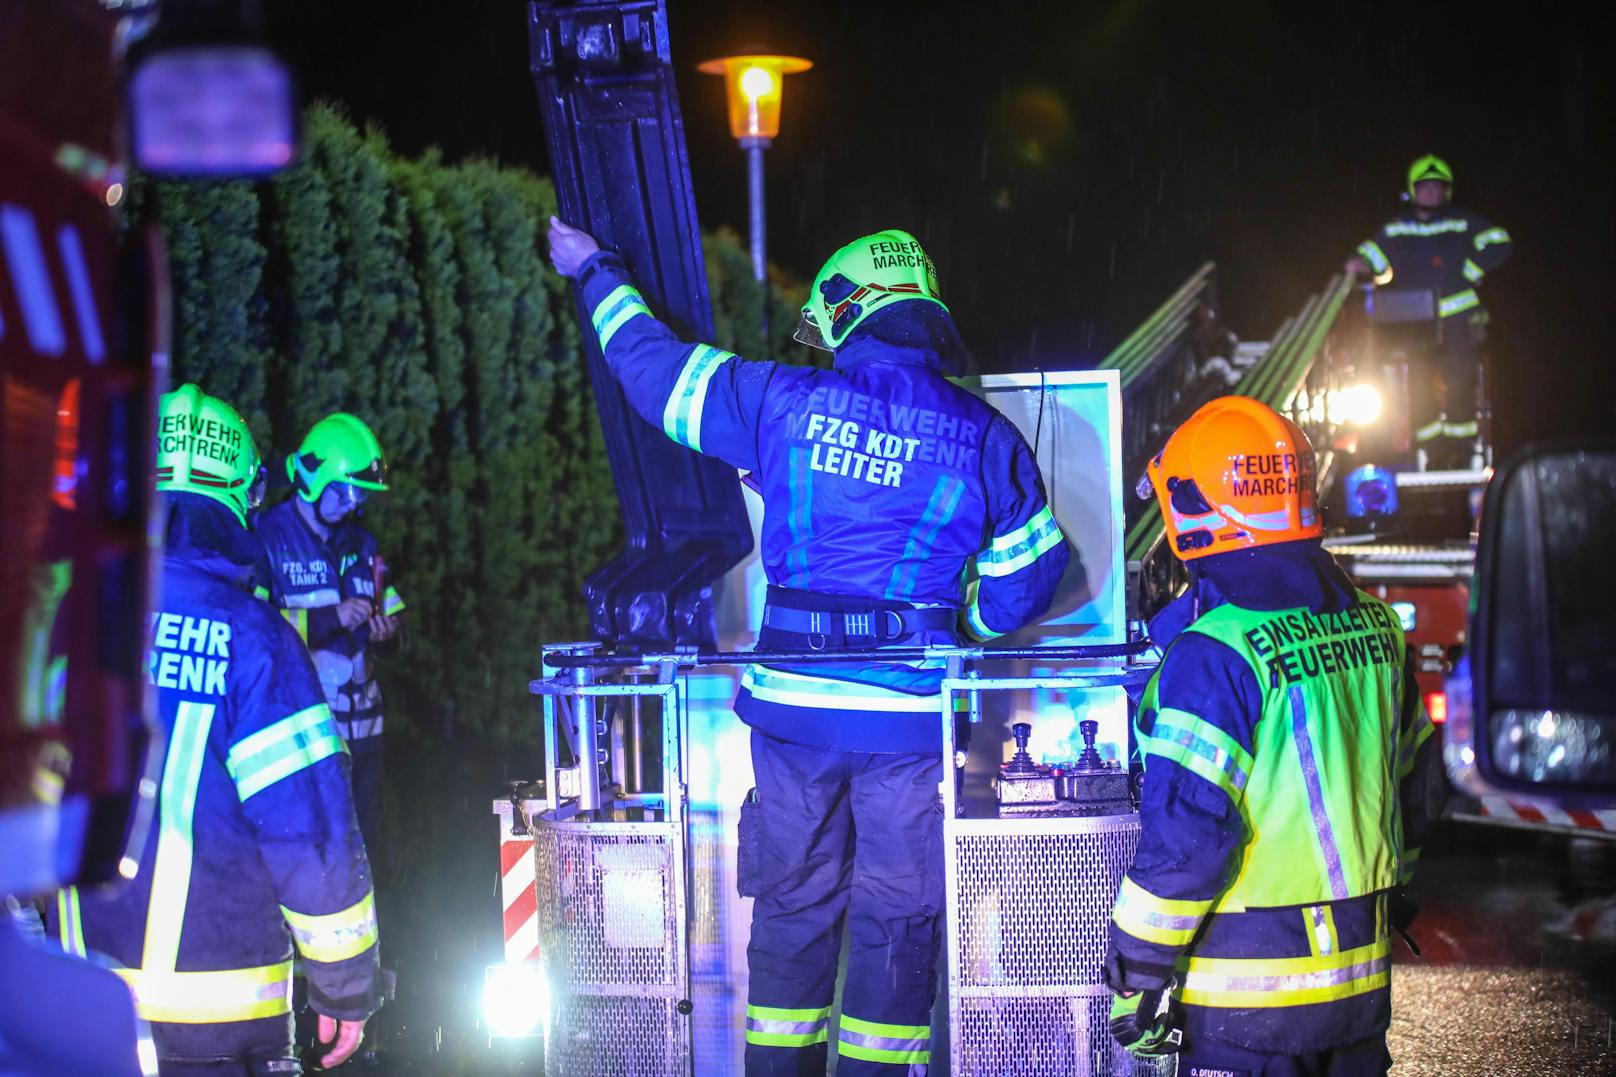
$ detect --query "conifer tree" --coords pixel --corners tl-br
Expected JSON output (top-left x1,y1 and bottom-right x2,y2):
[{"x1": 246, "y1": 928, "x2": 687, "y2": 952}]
[{"x1": 140, "y1": 104, "x2": 806, "y2": 741}]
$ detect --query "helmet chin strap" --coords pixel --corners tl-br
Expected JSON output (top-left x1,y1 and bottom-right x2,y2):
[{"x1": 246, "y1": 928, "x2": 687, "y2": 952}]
[{"x1": 314, "y1": 492, "x2": 350, "y2": 528}]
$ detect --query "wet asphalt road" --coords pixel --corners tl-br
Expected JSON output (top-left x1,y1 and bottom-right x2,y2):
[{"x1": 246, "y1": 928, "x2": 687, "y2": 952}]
[{"x1": 1386, "y1": 820, "x2": 1616, "y2": 1076}]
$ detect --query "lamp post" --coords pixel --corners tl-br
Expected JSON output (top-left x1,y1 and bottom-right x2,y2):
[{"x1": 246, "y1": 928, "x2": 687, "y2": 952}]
[{"x1": 697, "y1": 53, "x2": 811, "y2": 284}]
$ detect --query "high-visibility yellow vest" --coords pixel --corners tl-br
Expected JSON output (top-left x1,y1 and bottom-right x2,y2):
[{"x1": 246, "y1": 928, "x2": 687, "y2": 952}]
[{"x1": 1138, "y1": 592, "x2": 1413, "y2": 912}]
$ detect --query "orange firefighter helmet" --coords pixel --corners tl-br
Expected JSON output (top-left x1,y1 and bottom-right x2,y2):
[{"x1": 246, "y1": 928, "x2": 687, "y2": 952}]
[{"x1": 1139, "y1": 396, "x2": 1321, "y2": 562}]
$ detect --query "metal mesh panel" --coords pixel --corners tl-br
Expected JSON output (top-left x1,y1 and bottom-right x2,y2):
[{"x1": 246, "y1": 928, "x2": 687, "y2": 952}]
[
  {"x1": 954, "y1": 825, "x2": 1136, "y2": 987},
  {"x1": 950, "y1": 817, "x2": 1172, "y2": 1076},
  {"x1": 547, "y1": 995, "x2": 684, "y2": 1077},
  {"x1": 533, "y1": 823, "x2": 689, "y2": 1075}
]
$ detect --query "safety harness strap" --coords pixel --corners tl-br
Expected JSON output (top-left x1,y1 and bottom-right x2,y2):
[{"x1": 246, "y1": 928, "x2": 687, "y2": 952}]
[{"x1": 761, "y1": 588, "x2": 957, "y2": 649}]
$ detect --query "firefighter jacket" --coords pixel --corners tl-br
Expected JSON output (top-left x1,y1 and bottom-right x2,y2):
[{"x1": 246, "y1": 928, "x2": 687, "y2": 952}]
[
  {"x1": 50, "y1": 495, "x2": 382, "y2": 1063},
  {"x1": 1354, "y1": 206, "x2": 1512, "y2": 321},
  {"x1": 575, "y1": 251, "x2": 1069, "y2": 753},
  {"x1": 253, "y1": 499, "x2": 405, "y2": 743},
  {"x1": 1105, "y1": 540, "x2": 1446, "y2": 1055}
]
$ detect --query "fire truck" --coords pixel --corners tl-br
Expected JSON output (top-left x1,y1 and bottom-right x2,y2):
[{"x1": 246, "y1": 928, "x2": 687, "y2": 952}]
[
  {"x1": 1316, "y1": 289, "x2": 1616, "y2": 845},
  {"x1": 0, "y1": 2, "x2": 294, "y2": 1071}
]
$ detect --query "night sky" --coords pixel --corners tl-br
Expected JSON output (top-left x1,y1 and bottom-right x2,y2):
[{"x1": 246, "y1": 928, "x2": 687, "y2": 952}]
[{"x1": 265, "y1": 1, "x2": 1616, "y2": 456}]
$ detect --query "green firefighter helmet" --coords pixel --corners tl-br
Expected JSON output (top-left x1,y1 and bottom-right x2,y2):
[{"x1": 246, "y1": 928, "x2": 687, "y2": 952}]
[
  {"x1": 1406, "y1": 153, "x2": 1454, "y2": 197},
  {"x1": 794, "y1": 229, "x2": 948, "y2": 352},
  {"x1": 288, "y1": 412, "x2": 389, "y2": 502},
  {"x1": 155, "y1": 384, "x2": 262, "y2": 526}
]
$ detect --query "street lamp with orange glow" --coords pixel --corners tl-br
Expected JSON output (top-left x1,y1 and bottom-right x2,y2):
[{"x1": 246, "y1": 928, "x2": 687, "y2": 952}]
[{"x1": 697, "y1": 52, "x2": 811, "y2": 282}]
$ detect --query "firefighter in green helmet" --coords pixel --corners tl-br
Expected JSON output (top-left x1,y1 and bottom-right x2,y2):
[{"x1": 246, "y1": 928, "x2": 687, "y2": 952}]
[
  {"x1": 253, "y1": 413, "x2": 403, "y2": 867},
  {"x1": 550, "y1": 218, "x2": 1068, "y2": 1075},
  {"x1": 50, "y1": 385, "x2": 381, "y2": 1072},
  {"x1": 1345, "y1": 154, "x2": 1513, "y2": 468}
]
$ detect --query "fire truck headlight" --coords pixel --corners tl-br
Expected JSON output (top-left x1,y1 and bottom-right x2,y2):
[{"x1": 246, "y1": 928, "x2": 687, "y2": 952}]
[
  {"x1": 484, "y1": 962, "x2": 548, "y2": 1038},
  {"x1": 1340, "y1": 384, "x2": 1383, "y2": 426}
]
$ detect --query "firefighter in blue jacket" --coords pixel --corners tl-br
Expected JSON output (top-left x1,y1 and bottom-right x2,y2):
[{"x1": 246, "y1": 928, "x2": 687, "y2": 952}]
[
  {"x1": 549, "y1": 219, "x2": 1069, "y2": 1075},
  {"x1": 52, "y1": 385, "x2": 382, "y2": 1074},
  {"x1": 1105, "y1": 396, "x2": 1447, "y2": 1075},
  {"x1": 1345, "y1": 154, "x2": 1513, "y2": 466},
  {"x1": 253, "y1": 413, "x2": 401, "y2": 864}
]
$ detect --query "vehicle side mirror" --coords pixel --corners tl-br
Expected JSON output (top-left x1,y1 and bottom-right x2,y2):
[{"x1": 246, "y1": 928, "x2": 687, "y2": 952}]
[{"x1": 1456, "y1": 445, "x2": 1616, "y2": 802}]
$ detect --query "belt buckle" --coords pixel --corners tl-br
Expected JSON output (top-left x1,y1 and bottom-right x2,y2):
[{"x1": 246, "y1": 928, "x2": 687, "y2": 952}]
[
  {"x1": 807, "y1": 632, "x2": 828, "y2": 651},
  {"x1": 882, "y1": 609, "x2": 906, "y2": 642}
]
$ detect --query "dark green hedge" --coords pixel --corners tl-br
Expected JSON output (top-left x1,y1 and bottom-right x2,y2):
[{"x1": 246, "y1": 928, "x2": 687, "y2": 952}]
[{"x1": 141, "y1": 104, "x2": 809, "y2": 740}]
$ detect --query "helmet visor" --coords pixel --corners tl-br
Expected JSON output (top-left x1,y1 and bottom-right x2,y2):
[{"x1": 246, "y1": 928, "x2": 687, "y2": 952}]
[
  {"x1": 248, "y1": 464, "x2": 268, "y2": 511},
  {"x1": 347, "y1": 456, "x2": 388, "y2": 489},
  {"x1": 793, "y1": 310, "x2": 832, "y2": 352},
  {"x1": 327, "y1": 483, "x2": 370, "y2": 511}
]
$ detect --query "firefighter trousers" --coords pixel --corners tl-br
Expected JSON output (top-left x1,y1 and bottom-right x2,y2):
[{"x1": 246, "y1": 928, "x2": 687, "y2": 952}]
[
  {"x1": 1413, "y1": 315, "x2": 1484, "y2": 467},
  {"x1": 347, "y1": 733, "x2": 384, "y2": 866},
  {"x1": 741, "y1": 729, "x2": 943, "y2": 1076},
  {"x1": 1180, "y1": 1033, "x2": 1392, "y2": 1076}
]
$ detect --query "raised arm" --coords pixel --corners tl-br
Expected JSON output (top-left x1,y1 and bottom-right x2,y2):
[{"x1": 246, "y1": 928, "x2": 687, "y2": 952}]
[{"x1": 549, "y1": 217, "x2": 777, "y2": 472}]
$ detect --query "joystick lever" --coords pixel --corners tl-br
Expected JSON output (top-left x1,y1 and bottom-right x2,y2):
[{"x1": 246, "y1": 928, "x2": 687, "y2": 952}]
[
  {"x1": 1074, "y1": 719, "x2": 1106, "y2": 771},
  {"x1": 1005, "y1": 722, "x2": 1039, "y2": 774}
]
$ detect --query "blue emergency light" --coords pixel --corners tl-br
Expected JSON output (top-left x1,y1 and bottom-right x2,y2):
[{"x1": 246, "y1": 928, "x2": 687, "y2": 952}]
[{"x1": 1343, "y1": 465, "x2": 1400, "y2": 524}]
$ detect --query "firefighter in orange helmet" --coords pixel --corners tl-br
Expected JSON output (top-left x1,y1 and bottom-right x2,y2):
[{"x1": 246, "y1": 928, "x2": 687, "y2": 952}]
[{"x1": 1106, "y1": 397, "x2": 1446, "y2": 1074}]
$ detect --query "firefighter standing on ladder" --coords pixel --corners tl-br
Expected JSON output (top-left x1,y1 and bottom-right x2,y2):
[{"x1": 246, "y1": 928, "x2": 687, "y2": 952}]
[
  {"x1": 50, "y1": 386, "x2": 381, "y2": 1074},
  {"x1": 1104, "y1": 397, "x2": 1447, "y2": 1075},
  {"x1": 548, "y1": 218, "x2": 1069, "y2": 1075},
  {"x1": 1345, "y1": 154, "x2": 1513, "y2": 468}
]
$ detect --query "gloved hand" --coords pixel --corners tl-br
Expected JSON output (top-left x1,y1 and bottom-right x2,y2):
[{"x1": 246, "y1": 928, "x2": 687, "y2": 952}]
[{"x1": 1109, "y1": 988, "x2": 1181, "y2": 1057}]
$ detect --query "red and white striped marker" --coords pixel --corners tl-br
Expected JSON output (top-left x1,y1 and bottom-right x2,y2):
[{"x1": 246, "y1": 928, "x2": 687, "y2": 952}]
[
  {"x1": 495, "y1": 802, "x2": 540, "y2": 964},
  {"x1": 1478, "y1": 795, "x2": 1616, "y2": 836}
]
